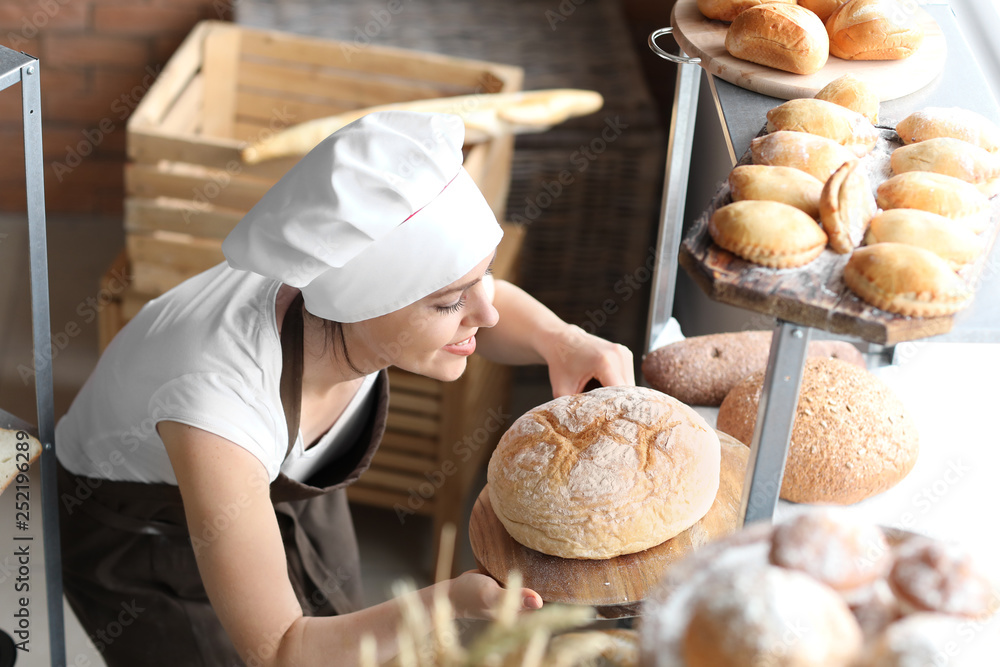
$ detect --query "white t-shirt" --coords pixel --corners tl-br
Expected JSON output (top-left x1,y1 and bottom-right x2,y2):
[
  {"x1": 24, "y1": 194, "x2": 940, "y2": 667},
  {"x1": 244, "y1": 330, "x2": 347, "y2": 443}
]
[{"x1": 56, "y1": 262, "x2": 376, "y2": 485}]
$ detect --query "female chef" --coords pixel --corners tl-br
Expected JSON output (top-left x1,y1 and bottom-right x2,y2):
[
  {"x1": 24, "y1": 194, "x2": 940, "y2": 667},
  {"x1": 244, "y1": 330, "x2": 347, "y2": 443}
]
[{"x1": 55, "y1": 111, "x2": 634, "y2": 666}]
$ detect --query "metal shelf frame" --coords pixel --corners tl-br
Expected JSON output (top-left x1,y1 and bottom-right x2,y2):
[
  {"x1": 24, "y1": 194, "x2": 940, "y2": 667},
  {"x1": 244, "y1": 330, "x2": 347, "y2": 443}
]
[
  {"x1": 646, "y1": 2, "x2": 1000, "y2": 529},
  {"x1": 0, "y1": 44, "x2": 66, "y2": 666}
]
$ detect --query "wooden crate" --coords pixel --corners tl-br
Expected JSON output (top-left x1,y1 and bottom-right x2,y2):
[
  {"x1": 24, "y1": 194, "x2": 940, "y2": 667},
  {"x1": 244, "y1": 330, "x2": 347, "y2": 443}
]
[
  {"x1": 99, "y1": 223, "x2": 526, "y2": 571},
  {"x1": 124, "y1": 20, "x2": 524, "y2": 297}
]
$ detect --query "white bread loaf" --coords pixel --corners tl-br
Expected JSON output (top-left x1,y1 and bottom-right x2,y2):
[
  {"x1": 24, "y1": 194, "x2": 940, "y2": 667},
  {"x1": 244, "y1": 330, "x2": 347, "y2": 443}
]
[
  {"x1": 725, "y1": 4, "x2": 830, "y2": 75},
  {"x1": 827, "y1": 0, "x2": 925, "y2": 61},
  {"x1": 486, "y1": 386, "x2": 721, "y2": 560}
]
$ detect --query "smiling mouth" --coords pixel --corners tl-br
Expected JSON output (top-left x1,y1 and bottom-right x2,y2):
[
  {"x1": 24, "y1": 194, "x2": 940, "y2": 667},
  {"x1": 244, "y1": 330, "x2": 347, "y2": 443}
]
[{"x1": 443, "y1": 335, "x2": 477, "y2": 356}]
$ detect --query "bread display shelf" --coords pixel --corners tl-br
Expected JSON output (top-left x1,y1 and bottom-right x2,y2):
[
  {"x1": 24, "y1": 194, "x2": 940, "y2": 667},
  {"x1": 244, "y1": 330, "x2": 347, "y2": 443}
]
[
  {"x1": 669, "y1": 0, "x2": 947, "y2": 101},
  {"x1": 678, "y1": 126, "x2": 1000, "y2": 346},
  {"x1": 469, "y1": 433, "x2": 748, "y2": 618}
]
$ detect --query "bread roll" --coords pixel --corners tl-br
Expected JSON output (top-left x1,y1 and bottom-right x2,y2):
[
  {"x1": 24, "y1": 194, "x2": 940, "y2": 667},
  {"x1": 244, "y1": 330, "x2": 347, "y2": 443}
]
[
  {"x1": 486, "y1": 386, "x2": 721, "y2": 560},
  {"x1": 697, "y1": 0, "x2": 795, "y2": 23},
  {"x1": 820, "y1": 158, "x2": 877, "y2": 254},
  {"x1": 799, "y1": 0, "x2": 850, "y2": 22},
  {"x1": 890, "y1": 137, "x2": 1000, "y2": 197},
  {"x1": 844, "y1": 243, "x2": 973, "y2": 317},
  {"x1": 865, "y1": 209, "x2": 982, "y2": 269},
  {"x1": 827, "y1": 0, "x2": 925, "y2": 61},
  {"x1": 751, "y1": 130, "x2": 856, "y2": 182},
  {"x1": 682, "y1": 565, "x2": 863, "y2": 667},
  {"x1": 725, "y1": 4, "x2": 829, "y2": 75},
  {"x1": 717, "y1": 357, "x2": 919, "y2": 505},
  {"x1": 728, "y1": 164, "x2": 824, "y2": 218},
  {"x1": 766, "y1": 98, "x2": 879, "y2": 157},
  {"x1": 875, "y1": 171, "x2": 991, "y2": 233},
  {"x1": 709, "y1": 200, "x2": 828, "y2": 268},
  {"x1": 896, "y1": 107, "x2": 1000, "y2": 154},
  {"x1": 888, "y1": 539, "x2": 997, "y2": 619},
  {"x1": 815, "y1": 74, "x2": 880, "y2": 124},
  {"x1": 641, "y1": 330, "x2": 866, "y2": 407}
]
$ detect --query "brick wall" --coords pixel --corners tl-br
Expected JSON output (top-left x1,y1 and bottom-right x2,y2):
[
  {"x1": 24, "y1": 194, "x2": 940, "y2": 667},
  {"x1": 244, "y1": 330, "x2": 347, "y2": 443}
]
[{"x1": 0, "y1": 0, "x2": 232, "y2": 214}]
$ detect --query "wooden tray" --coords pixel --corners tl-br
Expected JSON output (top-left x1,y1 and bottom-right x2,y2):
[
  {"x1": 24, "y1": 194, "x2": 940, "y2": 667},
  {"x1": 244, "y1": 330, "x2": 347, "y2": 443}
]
[
  {"x1": 679, "y1": 127, "x2": 1000, "y2": 346},
  {"x1": 468, "y1": 433, "x2": 749, "y2": 618},
  {"x1": 670, "y1": 0, "x2": 947, "y2": 101}
]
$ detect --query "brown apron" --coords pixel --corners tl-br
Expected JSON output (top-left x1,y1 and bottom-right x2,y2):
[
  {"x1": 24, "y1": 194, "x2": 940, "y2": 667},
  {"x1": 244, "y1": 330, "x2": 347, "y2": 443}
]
[{"x1": 58, "y1": 295, "x2": 388, "y2": 666}]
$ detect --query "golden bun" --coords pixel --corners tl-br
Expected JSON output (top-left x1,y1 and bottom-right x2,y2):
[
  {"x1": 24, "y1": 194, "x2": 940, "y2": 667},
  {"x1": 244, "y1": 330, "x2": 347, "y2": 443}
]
[{"x1": 725, "y1": 3, "x2": 829, "y2": 75}]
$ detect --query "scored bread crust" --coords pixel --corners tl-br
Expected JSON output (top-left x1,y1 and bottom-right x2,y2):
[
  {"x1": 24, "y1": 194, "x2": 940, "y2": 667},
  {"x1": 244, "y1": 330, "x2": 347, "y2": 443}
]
[
  {"x1": 826, "y1": 0, "x2": 925, "y2": 61},
  {"x1": 843, "y1": 243, "x2": 973, "y2": 317},
  {"x1": 486, "y1": 386, "x2": 721, "y2": 560},
  {"x1": 725, "y1": 4, "x2": 829, "y2": 75}
]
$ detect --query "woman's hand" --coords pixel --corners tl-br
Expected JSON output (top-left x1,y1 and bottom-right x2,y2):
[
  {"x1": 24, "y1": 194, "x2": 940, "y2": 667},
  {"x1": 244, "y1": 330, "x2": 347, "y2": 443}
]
[
  {"x1": 448, "y1": 570, "x2": 542, "y2": 619},
  {"x1": 541, "y1": 324, "x2": 635, "y2": 398}
]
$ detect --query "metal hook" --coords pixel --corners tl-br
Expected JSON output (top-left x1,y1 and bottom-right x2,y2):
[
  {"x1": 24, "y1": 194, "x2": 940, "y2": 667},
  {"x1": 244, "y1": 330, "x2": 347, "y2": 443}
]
[{"x1": 648, "y1": 27, "x2": 701, "y2": 65}]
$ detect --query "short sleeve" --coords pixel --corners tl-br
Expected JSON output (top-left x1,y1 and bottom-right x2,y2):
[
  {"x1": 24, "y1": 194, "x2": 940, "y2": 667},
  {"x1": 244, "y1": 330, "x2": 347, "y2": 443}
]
[{"x1": 149, "y1": 372, "x2": 285, "y2": 481}]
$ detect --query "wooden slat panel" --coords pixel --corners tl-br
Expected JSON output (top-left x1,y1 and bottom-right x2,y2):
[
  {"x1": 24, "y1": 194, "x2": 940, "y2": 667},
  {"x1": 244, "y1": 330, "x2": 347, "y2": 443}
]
[
  {"x1": 237, "y1": 27, "x2": 514, "y2": 89},
  {"x1": 387, "y1": 369, "x2": 442, "y2": 396},
  {"x1": 369, "y1": 449, "x2": 436, "y2": 474},
  {"x1": 129, "y1": 21, "x2": 210, "y2": 127},
  {"x1": 125, "y1": 164, "x2": 270, "y2": 216},
  {"x1": 380, "y1": 431, "x2": 439, "y2": 456},
  {"x1": 385, "y1": 412, "x2": 439, "y2": 437},
  {"x1": 234, "y1": 89, "x2": 357, "y2": 130},
  {"x1": 125, "y1": 197, "x2": 244, "y2": 238},
  {"x1": 201, "y1": 23, "x2": 242, "y2": 138},
  {"x1": 126, "y1": 232, "x2": 224, "y2": 295},
  {"x1": 128, "y1": 130, "x2": 300, "y2": 181},
  {"x1": 346, "y1": 485, "x2": 431, "y2": 514},
  {"x1": 388, "y1": 392, "x2": 441, "y2": 417},
  {"x1": 159, "y1": 73, "x2": 205, "y2": 136}
]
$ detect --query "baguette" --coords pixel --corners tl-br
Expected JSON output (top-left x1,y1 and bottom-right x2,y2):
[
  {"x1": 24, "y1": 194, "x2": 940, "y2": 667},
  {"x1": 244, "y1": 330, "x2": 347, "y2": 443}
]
[
  {"x1": 890, "y1": 137, "x2": 1000, "y2": 197},
  {"x1": 725, "y1": 4, "x2": 829, "y2": 75},
  {"x1": 728, "y1": 165, "x2": 824, "y2": 218},
  {"x1": 826, "y1": 0, "x2": 925, "y2": 61},
  {"x1": 1, "y1": 427, "x2": 42, "y2": 495},
  {"x1": 765, "y1": 98, "x2": 879, "y2": 157},
  {"x1": 814, "y1": 74, "x2": 880, "y2": 124},
  {"x1": 896, "y1": 107, "x2": 1000, "y2": 154},
  {"x1": 751, "y1": 130, "x2": 856, "y2": 183}
]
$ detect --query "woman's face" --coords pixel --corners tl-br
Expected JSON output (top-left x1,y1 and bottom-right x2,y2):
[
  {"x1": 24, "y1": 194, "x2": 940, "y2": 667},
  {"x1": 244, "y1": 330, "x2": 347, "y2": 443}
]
[{"x1": 346, "y1": 252, "x2": 499, "y2": 381}]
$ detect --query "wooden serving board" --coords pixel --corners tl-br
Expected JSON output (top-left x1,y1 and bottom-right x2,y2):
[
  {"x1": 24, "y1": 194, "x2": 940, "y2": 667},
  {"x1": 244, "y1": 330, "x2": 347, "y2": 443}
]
[
  {"x1": 670, "y1": 0, "x2": 947, "y2": 101},
  {"x1": 468, "y1": 433, "x2": 749, "y2": 618},
  {"x1": 679, "y1": 127, "x2": 1000, "y2": 346}
]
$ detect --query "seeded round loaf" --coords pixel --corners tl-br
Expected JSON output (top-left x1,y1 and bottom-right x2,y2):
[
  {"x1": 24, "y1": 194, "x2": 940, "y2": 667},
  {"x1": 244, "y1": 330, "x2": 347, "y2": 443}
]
[
  {"x1": 716, "y1": 357, "x2": 919, "y2": 504},
  {"x1": 487, "y1": 386, "x2": 721, "y2": 560},
  {"x1": 642, "y1": 331, "x2": 866, "y2": 407}
]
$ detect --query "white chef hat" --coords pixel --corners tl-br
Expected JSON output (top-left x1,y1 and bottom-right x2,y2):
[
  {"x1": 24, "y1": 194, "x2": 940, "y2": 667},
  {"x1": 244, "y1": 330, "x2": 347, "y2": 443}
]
[{"x1": 222, "y1": 110, "x2": 503, "y2": 322}]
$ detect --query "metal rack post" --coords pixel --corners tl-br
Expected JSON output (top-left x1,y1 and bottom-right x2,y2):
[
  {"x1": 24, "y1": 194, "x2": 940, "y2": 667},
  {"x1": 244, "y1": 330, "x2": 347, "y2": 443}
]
[{"x1": 0, "y1": 45, "x2": 66, "y2": 666}]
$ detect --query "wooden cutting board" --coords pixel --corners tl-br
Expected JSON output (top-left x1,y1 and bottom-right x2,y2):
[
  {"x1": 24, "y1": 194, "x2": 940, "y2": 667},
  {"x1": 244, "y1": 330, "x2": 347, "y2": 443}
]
[
  {"x1": 669, "y1": 0, "x2": 947, "y2": 101},
  {"x1": 468, "y1": 432, "x2": 749, "y2": 618}
]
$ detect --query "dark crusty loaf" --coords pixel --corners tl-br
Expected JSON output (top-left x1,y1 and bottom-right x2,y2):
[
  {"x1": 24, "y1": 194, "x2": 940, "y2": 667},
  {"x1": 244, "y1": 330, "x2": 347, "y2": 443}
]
[
  {"x1": 716, "y1": 357, "x2": 919, "y2": 504},
  {"x1": 642, "y1": 331, "x2": 866, "y2": 407}
]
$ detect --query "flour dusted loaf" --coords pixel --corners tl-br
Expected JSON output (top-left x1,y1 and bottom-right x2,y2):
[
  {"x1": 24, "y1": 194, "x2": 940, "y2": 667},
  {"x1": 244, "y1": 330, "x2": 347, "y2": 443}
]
[
  {"x1": 896, "y1": 107, "x2": 1000, "y2": 154},
  {"x1": 642, "y1": 330, "x2": 865, "y2": 407},
  {"x1": 486, "y1": 386, "x2": 721, "y2": 560},
  {"x1": 765, "y1": 98, "x2": 879, "y2": 157},
  {"x1": 717, "y1": 357, "x2": 919, "y2": 505},
  {"x1": 751, "y1": 130, "x2": 856, "y2": 183},
  {"x1": 725, "y1": 4, "x2": 829, "y2": 75}
]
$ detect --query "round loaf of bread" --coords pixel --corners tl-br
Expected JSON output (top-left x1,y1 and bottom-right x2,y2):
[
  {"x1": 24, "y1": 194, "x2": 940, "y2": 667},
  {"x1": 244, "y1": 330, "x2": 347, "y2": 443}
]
[
  {"x1": 487, "y1": 386, "x2": 721, "y2": 560},
  {"x1": 716, "y1": 357, "x2": 919, "y2": 505}
]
